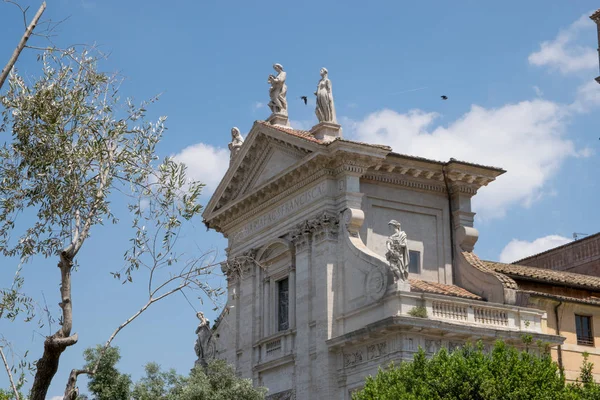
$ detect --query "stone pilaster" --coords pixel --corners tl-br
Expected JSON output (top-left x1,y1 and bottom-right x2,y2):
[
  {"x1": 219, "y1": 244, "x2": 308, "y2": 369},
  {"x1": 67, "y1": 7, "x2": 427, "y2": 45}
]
[
  {"x1": 289, "y1": 222, "x2": 313, "y2": 400},
  {"x1": 309, "y1": 212, "x2": 340, "y2": 398}
]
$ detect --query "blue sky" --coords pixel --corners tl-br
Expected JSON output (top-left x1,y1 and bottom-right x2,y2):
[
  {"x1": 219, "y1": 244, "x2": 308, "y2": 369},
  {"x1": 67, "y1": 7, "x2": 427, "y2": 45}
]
[{"x1": 1, "y1": 0, "x2": 599, "y2": 397}]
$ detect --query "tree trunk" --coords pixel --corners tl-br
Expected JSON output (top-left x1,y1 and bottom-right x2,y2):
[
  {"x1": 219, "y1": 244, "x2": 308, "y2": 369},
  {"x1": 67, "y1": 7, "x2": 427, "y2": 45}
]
[{"x1": 29, "y1": 252, "x2": 78, "y2": 400}]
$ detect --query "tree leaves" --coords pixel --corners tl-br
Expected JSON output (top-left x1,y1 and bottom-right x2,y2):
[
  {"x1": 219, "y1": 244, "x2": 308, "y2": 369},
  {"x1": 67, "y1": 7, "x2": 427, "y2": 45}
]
[{"x1": 352, "y1": 340, "x2": 600, "y2": 400}]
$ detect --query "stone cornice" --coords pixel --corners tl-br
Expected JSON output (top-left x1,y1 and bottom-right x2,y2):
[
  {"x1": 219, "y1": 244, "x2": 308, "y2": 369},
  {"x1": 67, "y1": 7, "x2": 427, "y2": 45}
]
[
  {"x1": 364, "y1": 155, "x2": 503, "y2": 195},
  {"x1": 326, "y1": 316, "x2": 563, "y2": 350},
  {"x1": 203, "y1": 121, "x2": 322, "y2": 222},
  {"x1": 214, "y1": 155, "x2": 333, "y2": 234},
  {"x1": 207, "y1": 149, "x2": 388, "y2": 235}
]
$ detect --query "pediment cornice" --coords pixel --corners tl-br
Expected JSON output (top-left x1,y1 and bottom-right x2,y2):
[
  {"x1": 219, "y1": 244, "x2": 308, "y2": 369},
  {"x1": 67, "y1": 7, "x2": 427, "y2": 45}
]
[
  {"x1": 203, "y1": 122, "x2": 322, "y2": 223},
  {"x1": 204, "y1": 146, "x2": 391, "y2": 234}
]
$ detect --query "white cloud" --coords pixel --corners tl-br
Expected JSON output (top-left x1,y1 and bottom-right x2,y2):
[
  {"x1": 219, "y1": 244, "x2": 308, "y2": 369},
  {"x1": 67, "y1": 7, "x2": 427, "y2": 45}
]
[
  {"x1": 348, "y1": 99, "x2": 580, "y2": 219},
  {"x1": 49, "y1": 396, "x2": 64, "y2": 400},
  {"x1": 532, "y1": 86, "x2": 543, "y2": 97},
  {"x1": 499, "y1": 235, "x2": 572, "y2": 263},
  {"x1": 172, "y1": 143, "x2": 229, "y2": 195},
  {"x1": 570, "y1": 79, "x2": 600, "y2": 113},
  {"x1": 528, "y1": 13, "x2": 597, "y2": 74},
  {"x1": 253, "y1": 102, "x2": 265, "y2": 111},
  {"x1": 348, "y1": 75, "x2": 600, "y2": 220}
]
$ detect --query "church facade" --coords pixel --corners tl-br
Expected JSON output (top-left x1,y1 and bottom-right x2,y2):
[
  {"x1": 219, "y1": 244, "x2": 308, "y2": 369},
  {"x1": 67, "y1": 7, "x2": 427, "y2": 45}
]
[{"x1": 199, "y1": 66, "x2": 567, "y2": 399}]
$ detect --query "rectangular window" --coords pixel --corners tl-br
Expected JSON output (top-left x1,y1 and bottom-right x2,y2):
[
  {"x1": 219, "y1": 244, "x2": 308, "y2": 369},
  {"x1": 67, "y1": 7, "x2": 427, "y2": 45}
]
[
  {"x1": 409, "y1": 250, "x2": 420, "y2": 274},
  {"x1": 575, "y1": 315, "x2": 594, "y2": 346},
  {"x1": 278, "y1": 278, "x2": 289, "y2": 331}
]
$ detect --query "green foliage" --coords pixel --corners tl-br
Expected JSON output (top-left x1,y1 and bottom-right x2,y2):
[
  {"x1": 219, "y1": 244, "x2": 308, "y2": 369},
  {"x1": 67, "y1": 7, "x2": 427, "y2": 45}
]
[
  {"x1": 131, "y1": 362, "x2": 185, "y2": 400},
  {"x1": 82, "y1": 345, "x2": 131, "y2": 400},
  {"x1": 179, "y1": 360, "x2": 267, "y2": 400},
  {"x1": 0, "y1": 388, "x2": 24, "y2": 400},
  {"x1": 352, "y1": 340, "x2": 600, "y2": 400},
  {"x1": 0, "y1": 47, "x2": 214, "y2": 398},
  {"x1": 0, "y1": 48, "x2": 205, "y2": 278},
  {"x1": 408, "y1": 305, "x2": 427, "y2": 318},
  {"x1": 130, "y1": 360, "x2": 266, "y2": 400}
]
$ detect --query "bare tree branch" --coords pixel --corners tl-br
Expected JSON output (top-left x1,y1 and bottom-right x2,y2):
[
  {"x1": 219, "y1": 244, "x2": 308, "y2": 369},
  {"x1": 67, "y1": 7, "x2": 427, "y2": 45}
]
[
  {"x1": 0, "y1": 1, "x2": 46, "y2": 91},
  {"x1": 0, "y1": 345, "x2": 20, "y2": 400}
]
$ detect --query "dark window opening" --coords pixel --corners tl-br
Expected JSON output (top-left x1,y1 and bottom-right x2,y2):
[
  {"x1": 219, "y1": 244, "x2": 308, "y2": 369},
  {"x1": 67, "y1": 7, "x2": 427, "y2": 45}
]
[
  {"x1": 278, "y1": 278, "x2": 289, "y2": 331},
  {"x1": 575, "y1": 314, "x2": 594, "y2": 346},
  {"x1": 409, "y1": 250, "x2": 420, "y2": 274}
]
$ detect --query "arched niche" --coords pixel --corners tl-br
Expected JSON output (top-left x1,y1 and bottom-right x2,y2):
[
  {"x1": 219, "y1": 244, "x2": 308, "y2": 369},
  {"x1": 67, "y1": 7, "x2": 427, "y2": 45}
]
[{"x1": 256, "y1": 238, "x2": 295, "y2": 272}]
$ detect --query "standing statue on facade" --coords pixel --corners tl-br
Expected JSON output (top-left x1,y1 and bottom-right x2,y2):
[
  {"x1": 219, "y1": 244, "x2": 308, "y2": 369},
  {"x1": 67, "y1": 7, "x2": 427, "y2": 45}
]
[
  {"x1": 228, "y1": 127, "x2": 244, "y2": 161},
  {"x1": 267, "y1": 63, "x2": 288, "y2": 116},
  {"x1": 314, "y1": 67, "x2": 337, "y2": 123},
  {"x1": 385, "y1": 220, "x2": 410, "y2": 282},
  {"x1": 194, "y1": 311, "x2": 213, "y2": 368}
]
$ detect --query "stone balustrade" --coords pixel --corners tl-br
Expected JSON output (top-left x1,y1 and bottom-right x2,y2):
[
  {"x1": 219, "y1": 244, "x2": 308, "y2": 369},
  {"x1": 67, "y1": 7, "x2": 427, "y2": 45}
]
[{"x1": 424, "y1": 296, "x2": 542, "y2": 332}]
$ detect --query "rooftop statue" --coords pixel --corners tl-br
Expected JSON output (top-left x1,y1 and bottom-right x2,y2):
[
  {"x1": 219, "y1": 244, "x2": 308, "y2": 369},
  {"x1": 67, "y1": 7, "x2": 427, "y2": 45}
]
[
  {"x1": 267, "y1": 63, "x2": 288, "y2": 116},
  {"x1": 314, "y1": 67, "x2": 337, "y2": 123},
  {"x1": 228, "y1": 127, "x2": 244, "y2": 161}
]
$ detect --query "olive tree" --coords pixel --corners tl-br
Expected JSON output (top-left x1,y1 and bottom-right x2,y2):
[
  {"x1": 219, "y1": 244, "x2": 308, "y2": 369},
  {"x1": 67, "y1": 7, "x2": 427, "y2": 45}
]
[{"x1": 0, "y1": 48, "x2": 221, "y2": 400}]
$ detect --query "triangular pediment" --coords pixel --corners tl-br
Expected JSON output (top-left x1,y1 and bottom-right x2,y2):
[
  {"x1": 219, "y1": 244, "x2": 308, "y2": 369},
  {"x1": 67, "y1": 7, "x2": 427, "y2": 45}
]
[
  {"x1": 240, "y1": 143, "x2": 304, "y2": 195},
  {"x1": 203, "y1": 122, "x2": 322, "y2": 222}
]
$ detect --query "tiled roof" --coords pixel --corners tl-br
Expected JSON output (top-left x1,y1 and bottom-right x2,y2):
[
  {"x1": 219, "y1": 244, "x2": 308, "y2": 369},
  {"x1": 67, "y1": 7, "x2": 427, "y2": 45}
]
[
  {"x1": 388, "y1": 153, "x2": 505, "y2": 173},
  {"x1": 522, "y1": 291, "x2": 600, "y2": 306},
  {"x1": 334, "y1": 138, "x2": 392, "y2": 151},
  {"x1": 481, "y1": 260, "x2": 600, "y2": 291},
  {"x1": 409, "y1": 279, "x2": 482, "y2": 300},
  {"x1": 462, "y1": 252, "x2": 518, "y2": 289},
  {"x1": 257, "y1": 121, "x2": 323, "y2": 144},
  {"x1": 258, "y1": 121, "x2": 393, "y2": 150}
]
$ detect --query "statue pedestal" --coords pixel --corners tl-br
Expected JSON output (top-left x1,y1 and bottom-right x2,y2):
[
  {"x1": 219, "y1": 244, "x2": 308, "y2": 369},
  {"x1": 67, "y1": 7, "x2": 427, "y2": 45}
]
[
  {"x1": 266, "y1": 113, "x2": 290, "y2": 127},
  {"x1": 310, "y1": 122, "x2": 342, "y2": 142},
  {"x1": 388, "y1": 279, "x2": 411, "y2": 294}
]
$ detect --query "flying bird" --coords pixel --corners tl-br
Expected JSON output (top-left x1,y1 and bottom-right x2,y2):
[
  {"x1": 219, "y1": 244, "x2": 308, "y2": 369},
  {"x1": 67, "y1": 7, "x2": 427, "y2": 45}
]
[
  {"x1": 300, "y1": 96, "x2": 308, "y2": 105},
  {"x1": 441, "y1": 95, "x2": 448, "y2": 100}
]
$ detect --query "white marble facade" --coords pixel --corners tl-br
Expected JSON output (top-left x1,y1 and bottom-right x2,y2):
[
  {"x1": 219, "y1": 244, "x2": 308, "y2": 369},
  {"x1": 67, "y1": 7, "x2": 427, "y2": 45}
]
[{"x1": 202, "y1": 120, "x2": 562, "y2": 399}]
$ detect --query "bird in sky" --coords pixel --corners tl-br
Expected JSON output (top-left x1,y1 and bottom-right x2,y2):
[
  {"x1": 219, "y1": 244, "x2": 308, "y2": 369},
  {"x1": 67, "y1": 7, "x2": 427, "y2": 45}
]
[
  {"x1": 300, "y1": 96, "x2": 308, "y2": 105},
  {"x1": 441, "y1": 95, "x2": 448, "y2": 100}
]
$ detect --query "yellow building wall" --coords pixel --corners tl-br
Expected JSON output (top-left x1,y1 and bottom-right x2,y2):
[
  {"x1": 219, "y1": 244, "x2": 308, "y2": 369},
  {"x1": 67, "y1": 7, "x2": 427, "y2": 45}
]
[{"x1": 540, "y1": 300, "x2": 600, "y2": 382}]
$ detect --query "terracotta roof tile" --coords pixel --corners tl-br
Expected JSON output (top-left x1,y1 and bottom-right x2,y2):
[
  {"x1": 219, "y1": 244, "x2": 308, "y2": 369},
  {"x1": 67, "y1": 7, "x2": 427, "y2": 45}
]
[
  {"x1": 521, "y1": 291, "x2": 600, "y2": 306},
  {"x1": 388, "y1": 152, "x2": 505, "y2": 173},
  {"x1": 462, "y1": 251, "x2": 518, "y2": 289},
  {"x1": 334, "y1": 138, "x2": 392, "y2": 151},
  {"x1": 257, "y1": 121, "x2": 323, "y2": 144},
  {"x1": 409, "y1": 279, "x2": 482, "y2": 300},
  {"x1": 482, "y1": 260, "x2": 600, "y2": 291}
]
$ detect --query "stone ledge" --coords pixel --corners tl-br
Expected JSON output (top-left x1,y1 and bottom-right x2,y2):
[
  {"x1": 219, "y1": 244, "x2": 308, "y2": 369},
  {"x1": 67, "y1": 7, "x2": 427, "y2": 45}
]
[
  {"x1": 253, "y1": 353, "x2": 295, "y2": 372},
  {"x1": 326, "y1": 315, "x2": 564, "y2": 350}
]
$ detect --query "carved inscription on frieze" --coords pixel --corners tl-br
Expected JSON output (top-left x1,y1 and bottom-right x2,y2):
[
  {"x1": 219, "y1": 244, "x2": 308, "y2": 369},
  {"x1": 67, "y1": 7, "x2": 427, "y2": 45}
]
[{"x1": 233, "y1": 181, "x2": 329, "y2": 242}]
